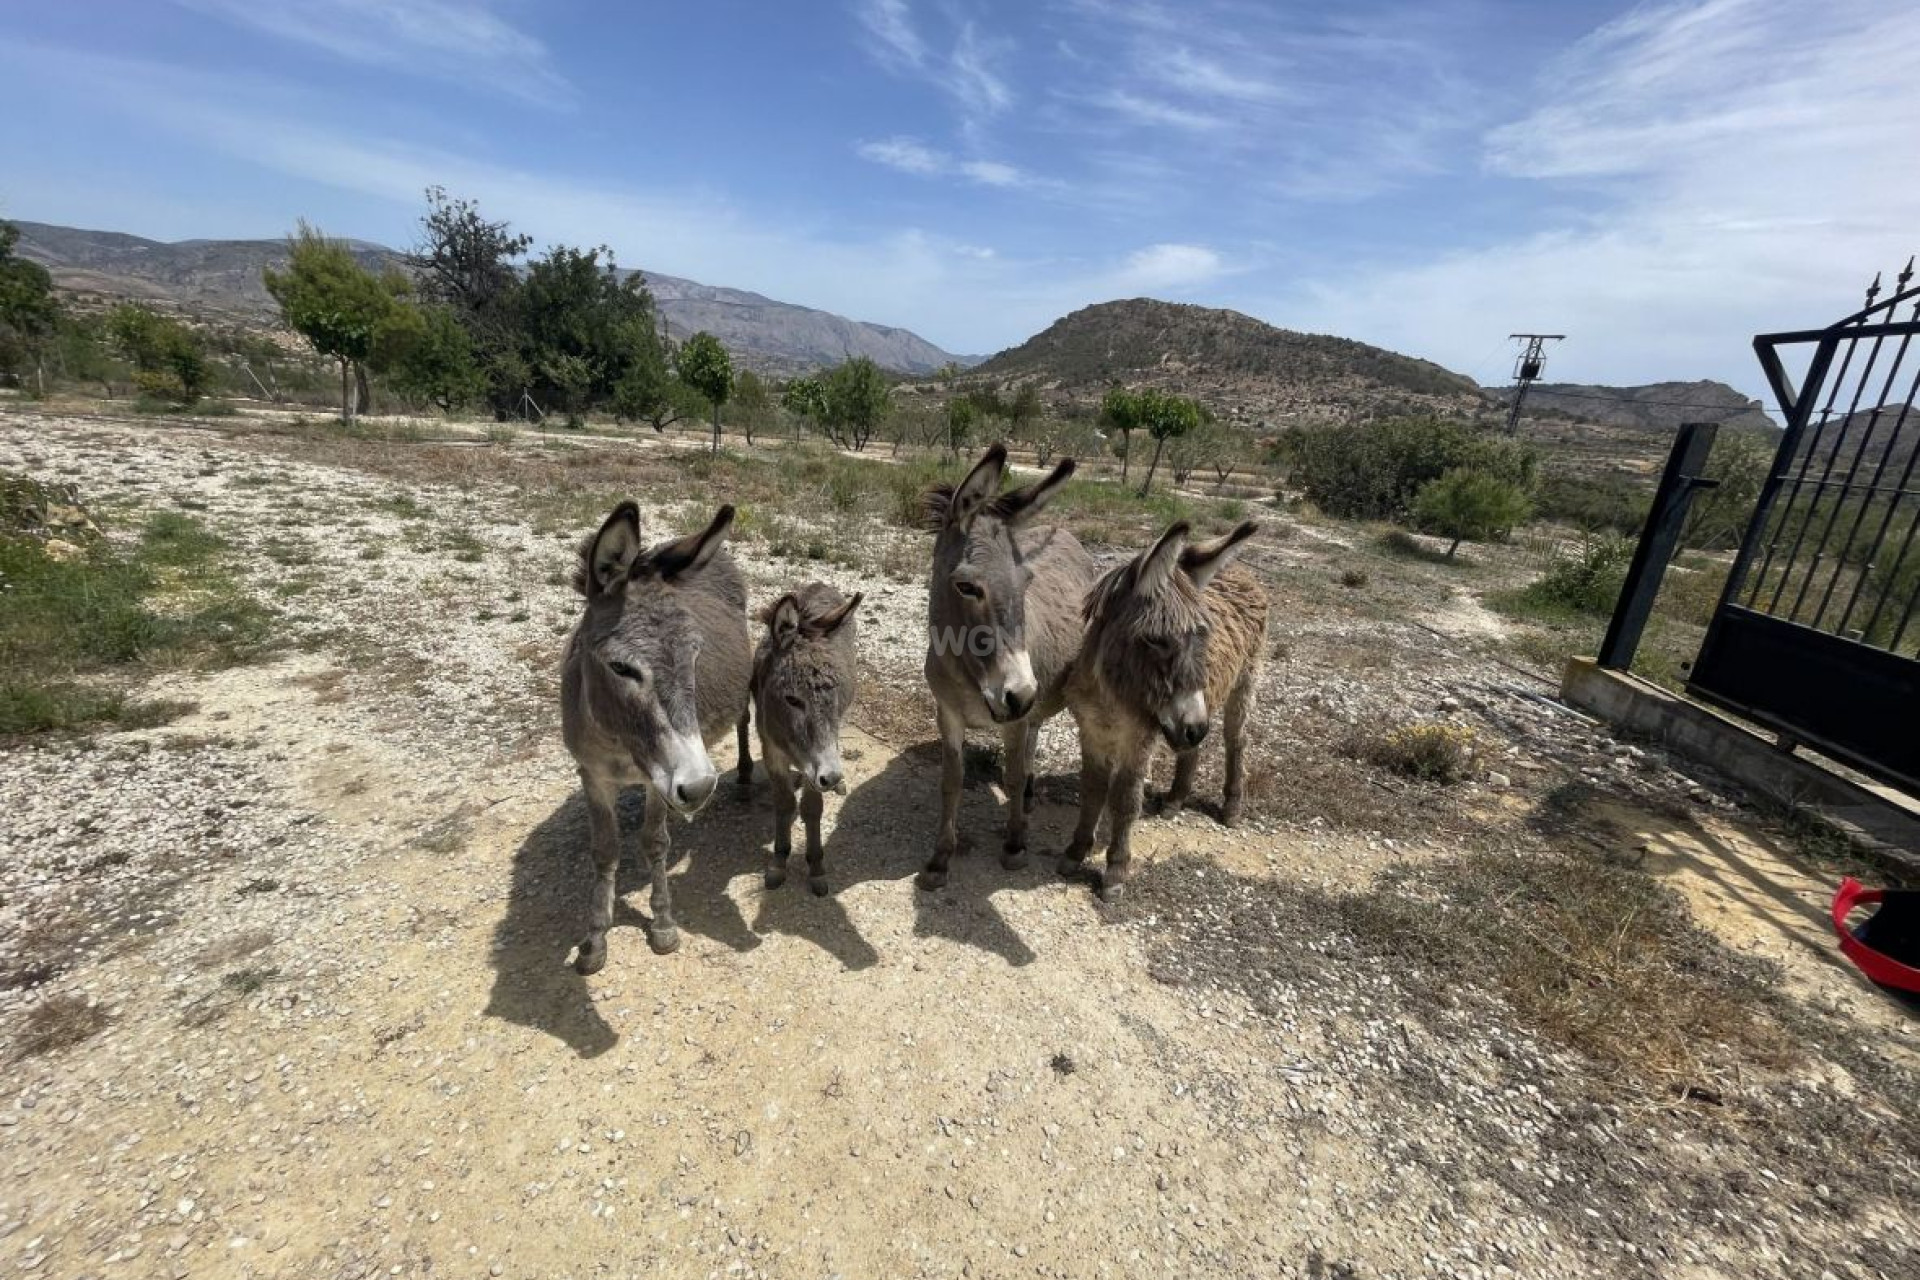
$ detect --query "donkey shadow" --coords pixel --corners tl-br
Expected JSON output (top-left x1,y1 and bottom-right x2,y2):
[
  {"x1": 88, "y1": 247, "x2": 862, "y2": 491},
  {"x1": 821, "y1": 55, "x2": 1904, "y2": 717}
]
[{"x1": 484, "y1": 735, "x2": 1062, "y2": 1057}]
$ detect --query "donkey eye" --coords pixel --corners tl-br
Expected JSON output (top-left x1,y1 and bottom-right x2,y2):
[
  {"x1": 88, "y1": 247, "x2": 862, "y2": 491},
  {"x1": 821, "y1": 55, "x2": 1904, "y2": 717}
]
[
  {"x1": 784, "y1": 694, "x2": 806, "y2": 710},
  {"x1": 607, "y1": 659, "x2": 644, "y2": 681},
  {"x1": 954, "y1": 581, "x2": 984, "y2": 600}
]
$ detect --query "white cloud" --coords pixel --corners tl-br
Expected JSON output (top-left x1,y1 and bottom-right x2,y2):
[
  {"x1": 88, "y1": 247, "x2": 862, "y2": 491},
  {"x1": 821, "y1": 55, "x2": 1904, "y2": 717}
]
[
  {"x1": 1280, "y1": 0, "x2": 1920, "y2": 395},
  {"x1": 174, "y1": 0, "x2": 570, "y2": 105},
  {"x1": 857, "y1": 136, "x2": 1032, "y2": 189},
  {"x1": 853, "y1": 1, "x2": 1012, "y2": 126},
  {"x1": 1115, "y1": 243, "x2": 1225, "y2": 292}
]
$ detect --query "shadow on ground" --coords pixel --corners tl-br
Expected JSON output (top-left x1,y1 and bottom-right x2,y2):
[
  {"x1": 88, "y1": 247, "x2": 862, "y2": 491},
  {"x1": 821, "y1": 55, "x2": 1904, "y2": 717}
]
[{"x1": 484, "y1": 735, "x2": 1072, "y2": 1056}]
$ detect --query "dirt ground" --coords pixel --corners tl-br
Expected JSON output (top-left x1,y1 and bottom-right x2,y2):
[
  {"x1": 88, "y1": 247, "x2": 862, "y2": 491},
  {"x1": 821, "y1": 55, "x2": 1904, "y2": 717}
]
[{"x1": 1, "y1": 408, "x2": 1915, "y2": 1280}]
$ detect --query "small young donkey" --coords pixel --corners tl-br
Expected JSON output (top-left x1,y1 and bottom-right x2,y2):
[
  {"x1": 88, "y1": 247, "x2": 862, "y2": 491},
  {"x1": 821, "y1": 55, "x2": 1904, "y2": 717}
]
[
  {"x1": 750, "y1": 582, "x2": 862, "y2": 896},
  {"x1": 921, "y1": 443, "x2": 1097, "y2": 890},
  {"x1": 562, "y1": 501, "x2": 751, "y2": 971},
  {"x1": 1062, "y1": 520, "x2": 1267, "y2": 901}
]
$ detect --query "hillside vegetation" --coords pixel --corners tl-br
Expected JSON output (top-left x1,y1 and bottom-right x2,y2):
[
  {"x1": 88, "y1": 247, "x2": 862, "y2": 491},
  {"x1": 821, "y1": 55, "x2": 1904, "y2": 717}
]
[{"x1": 969, "y1": 298, "x2": 1485, "y2": 424}]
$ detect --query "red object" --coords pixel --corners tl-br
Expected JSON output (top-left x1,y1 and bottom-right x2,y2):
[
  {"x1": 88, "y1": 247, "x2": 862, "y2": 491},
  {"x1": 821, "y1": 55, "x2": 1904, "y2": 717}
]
[{"x1": 1831, "y1": 877, "x2": 1920, "y2": 993}]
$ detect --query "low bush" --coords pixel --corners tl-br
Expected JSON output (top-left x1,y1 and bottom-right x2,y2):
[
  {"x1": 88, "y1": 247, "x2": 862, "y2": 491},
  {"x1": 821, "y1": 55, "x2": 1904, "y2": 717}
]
[
  {"x1": 1514, "y1": 535, "x2": 1634, "y2": 616},
  {"x1": 1282, "y1": 418, "x2": 1535, "y2": 521},
  {"x1": 1349, "y1": 721, "x2": 1476, "y2": 784}
]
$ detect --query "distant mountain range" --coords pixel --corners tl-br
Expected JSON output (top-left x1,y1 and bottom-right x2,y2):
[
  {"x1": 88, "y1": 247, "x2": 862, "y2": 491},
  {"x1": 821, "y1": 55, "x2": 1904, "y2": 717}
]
[
  {"x1": 1496, "y1": 380, "x2": 1775, "y2": 432},
  {"x1": 10, "y1": 221, "x2": 966, "y2": 376},
  {"x1": 13, "y1": 220, "x2": 1776, "y2": 436}
]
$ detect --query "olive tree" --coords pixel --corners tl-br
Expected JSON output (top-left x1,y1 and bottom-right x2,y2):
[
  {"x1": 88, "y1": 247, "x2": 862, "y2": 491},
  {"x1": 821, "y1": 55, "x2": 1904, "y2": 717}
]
[
  {"x1": 676, "y1": 331, "x2": 733, "y2": 452},
  {"x1": 264, "y1": 221, "x2": 401, "y2": 420}
]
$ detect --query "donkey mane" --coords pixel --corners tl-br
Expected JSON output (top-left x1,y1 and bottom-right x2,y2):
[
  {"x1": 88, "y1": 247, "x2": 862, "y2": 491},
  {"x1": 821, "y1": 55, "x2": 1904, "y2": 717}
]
[{"x1": 920, "y1": 483, "x2": 1023, "y2": 532}]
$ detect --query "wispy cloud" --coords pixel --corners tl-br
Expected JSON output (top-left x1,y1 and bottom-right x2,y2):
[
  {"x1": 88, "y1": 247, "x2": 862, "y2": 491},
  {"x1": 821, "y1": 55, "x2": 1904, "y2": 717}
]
[
  {"x1": 174, "y1": 0, "x2": 570, "y2": 106},
  {"x1": 1282, "y1": 0, "x2": 1920, "y2": 392},
  {"x1": 857, "y1": 136, "x2": 1032, "y2": 188},
  {"x1": 1113, "y1": 243, "x2": 1226, "y2": 292},
  {"x1": 853, "y1": 1, "x2": 1013, "y2": 128}
]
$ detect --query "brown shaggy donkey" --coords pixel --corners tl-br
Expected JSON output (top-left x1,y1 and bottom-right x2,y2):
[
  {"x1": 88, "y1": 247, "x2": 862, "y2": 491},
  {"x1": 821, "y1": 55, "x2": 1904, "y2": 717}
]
[{"x1": 1061, "y1": 520, "x2": 1267, "y2": 901}]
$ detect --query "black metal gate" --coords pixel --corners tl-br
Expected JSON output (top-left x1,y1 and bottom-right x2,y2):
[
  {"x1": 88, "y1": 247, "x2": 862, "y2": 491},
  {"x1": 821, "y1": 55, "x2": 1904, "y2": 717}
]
[{"x1": 1688, "y1": 264, "x2": 1920, "y2": 793}]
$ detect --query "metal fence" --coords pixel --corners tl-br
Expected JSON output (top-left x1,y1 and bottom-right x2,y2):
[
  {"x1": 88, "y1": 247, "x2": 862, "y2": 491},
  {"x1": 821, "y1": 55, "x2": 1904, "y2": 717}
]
[{"x1": 1686, "y1": 263, "x2": 1920, "y2": 791}]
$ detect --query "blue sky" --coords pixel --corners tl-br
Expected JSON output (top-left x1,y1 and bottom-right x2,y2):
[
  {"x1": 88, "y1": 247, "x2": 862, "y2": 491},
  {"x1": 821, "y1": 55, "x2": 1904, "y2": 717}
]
[{"x1": 2, "y1": 1, "x2": 1916, "y2": 401}]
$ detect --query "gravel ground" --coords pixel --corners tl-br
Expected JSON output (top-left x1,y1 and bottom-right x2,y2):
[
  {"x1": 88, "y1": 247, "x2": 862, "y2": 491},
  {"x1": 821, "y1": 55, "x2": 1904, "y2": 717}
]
[{"x1": 0, "y1": 409, "x2": 1914, "y2": 1280}]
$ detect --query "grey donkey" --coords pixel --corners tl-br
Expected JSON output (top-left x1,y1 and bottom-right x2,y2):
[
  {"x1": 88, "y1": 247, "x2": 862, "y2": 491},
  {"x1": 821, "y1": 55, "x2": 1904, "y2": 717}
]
[
  {"x1": 1061, "y1": 520, "x2": 1267, "y2": 901},
  {"x1": 750, "y1": 583, "x2": 863, "y2": 896},
  {"x1": 920, "y1": 443, "x2": 1097, "y2": 890},
  {"x1": 561, "y1": 500, "x2": 752, "y2": 971}
]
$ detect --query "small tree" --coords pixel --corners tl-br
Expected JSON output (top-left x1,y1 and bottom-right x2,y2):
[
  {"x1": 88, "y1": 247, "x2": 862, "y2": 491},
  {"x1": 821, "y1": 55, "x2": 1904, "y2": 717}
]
[
  {"x1": 371, "y1": 302, "x2": 483, "y2": 412},
  {"x1": 0, "y1": 221, "x2": 60, "y2": 395},
  {"x1": 1413, "y1": 467, "x2": 1533, "y2": 560},
  {"x1": 676, "y1": 332, "x2": 733, "y2": 453},
  {"x1": 1102, "y1": 386, "x2": 1145, "y2": 484},
  {"x1": 105, "y1": 305, "x2": 211, "y2": 405},
  {"x1": 822, "y1": 356, "x2": 891, "y2": 451},
  {"x1": 732, "y1": 368, "x2": 772, "y2": 445},
  {"x1": 1136, "y1": 389, "x2": 1203, "y2": 497},
  {"x1": 264, "y1": 221, "x2": 400, "y2": 420},
  {"x1": 780, "y1": 374, "x2": 827, "y2": 432},
  {"x1": 945, "y1": 396, "x2": 979, "y2": 461},
  {"x1": 1008, "y1": 382, "x2": 1042, "y2": 442}
]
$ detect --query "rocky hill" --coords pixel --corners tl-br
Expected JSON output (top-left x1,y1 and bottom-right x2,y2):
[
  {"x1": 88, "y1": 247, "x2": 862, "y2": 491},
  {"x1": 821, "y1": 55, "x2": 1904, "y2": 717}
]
[
  {"x1": 11, "y1": 221, "x2": 964, "y2": 376},
  {"x1": 1499, "y1": 380, "x2": 1775, "y2": 431},
  {"x1": 965, "y1": 298, "x2": 1485, "y2": 424}
]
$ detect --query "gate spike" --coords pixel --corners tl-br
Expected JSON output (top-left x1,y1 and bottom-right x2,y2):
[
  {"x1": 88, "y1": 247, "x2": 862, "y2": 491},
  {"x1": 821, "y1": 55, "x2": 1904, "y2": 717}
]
[
  {"x1": 1864, "y1": 271, "x2": 1882, "y2": 307},
  {"x1": 1900, "y1": 255, "x2": 1916, "y2": 291}
]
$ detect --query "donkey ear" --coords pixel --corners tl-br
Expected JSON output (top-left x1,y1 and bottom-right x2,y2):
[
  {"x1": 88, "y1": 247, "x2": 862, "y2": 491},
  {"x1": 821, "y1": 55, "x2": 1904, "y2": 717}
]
[
  {"x1": 810, "y1": 591, "x2": 863, "y2": 637},
  {"x1": 761, "y1": 593, "x2": 803, "y2": 645},
  {"x1": 1180, "y1": 521, "x2": 1259, "y2": 589},
  {"x1": 641, "y1": 504, "x2": 734, "y2": 582},
  {"x1": 945, "y1": 443, "x2": 1009, "y2": 530},
  {"x1": 579, "y1": 500, "x2": 643, "y2": 597},
  {"x1": 999, "y1": 457, "x2": 1076, "y2": 528},
  {"x1": 1136, "y1": 520, "x2": 1191, "y2": 593}
]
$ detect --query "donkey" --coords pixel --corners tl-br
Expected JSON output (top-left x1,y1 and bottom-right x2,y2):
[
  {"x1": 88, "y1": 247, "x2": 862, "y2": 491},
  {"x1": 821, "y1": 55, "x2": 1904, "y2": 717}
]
[
  {"x1": 562, "y1": 500, "x2": 751, "y2": 971},
  {"x1": 921, "y1": 443, "x2": 1097, "y2": 890},
  {"x1": 751, "y1": 583, "x2": 863, "y2": 896},
  {"x1": 1061, "y1": 520, "x2": 1267, "y2": 901}
]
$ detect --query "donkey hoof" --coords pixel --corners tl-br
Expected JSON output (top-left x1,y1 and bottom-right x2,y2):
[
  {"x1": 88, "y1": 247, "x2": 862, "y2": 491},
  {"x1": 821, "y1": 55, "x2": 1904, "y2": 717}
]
[
  {"x1": 807, "y1": 875, "x2": 831, "y2": 897},
  {"x1": 736, "y1": 763, "x2": 753, "y2": 785},
  {"x1": 574, "y1": 937, "x2": 607, "y2": 975},
  {"x1": 915, "y1": 868, "x2": 948, "y2": 892},
  {"x1": 649, "y1": 925, "x2": 682, "y2": 955},
  {"x1": 1220, "y1": 805, "x2": 1243, "y2": 829},
  {"x1": 1056, "y1": 855, "x2": 1086, "y2": 880},
  {"x1": 1096, "y1": 879, "x2": 1127, "y2": 903},
  {"x1": 764, "y1": 863, "x2": 789, "y2": 889},
  {"x1": 1000, "y1": 846, "x2": 1030, "y2": 871}
]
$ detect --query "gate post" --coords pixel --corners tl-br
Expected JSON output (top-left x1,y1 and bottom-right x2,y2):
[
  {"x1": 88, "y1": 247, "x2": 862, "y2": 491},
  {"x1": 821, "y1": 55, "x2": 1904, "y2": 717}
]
[{"x1": 1598, "y1": 422, "x2": 1721, "y2": 670}]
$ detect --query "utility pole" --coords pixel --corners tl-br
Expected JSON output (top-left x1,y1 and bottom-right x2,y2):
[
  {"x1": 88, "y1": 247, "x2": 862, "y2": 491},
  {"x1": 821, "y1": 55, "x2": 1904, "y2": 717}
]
[{"x1": 1504, "y1": 333, "x2": 1564, "y2": 436}]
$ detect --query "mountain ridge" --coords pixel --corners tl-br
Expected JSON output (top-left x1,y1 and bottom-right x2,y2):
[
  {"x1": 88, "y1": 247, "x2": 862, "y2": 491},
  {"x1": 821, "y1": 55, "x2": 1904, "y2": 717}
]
[{"x1": 11, "y1": 220, "x2": 964, "y2": 376}]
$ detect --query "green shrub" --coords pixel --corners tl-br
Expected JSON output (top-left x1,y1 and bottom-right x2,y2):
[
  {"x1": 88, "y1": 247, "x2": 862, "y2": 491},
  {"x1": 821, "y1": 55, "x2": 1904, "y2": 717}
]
[
  {"x1": 1284, "y1": 418, "x2": 1534, "y2": 520},
  {"x1": 1412, "y1": 467, "x2": 1533, "y2": 560},
  {"x1": 1350, "y1": 722, "x2": 1476, "y2": 784},
  {"x1": 1519, "y1": 535, "x2": 1634, "y2": 615},
  {"x1": 1535, "y1": 472, "x2": 1650, "y2": 536}
]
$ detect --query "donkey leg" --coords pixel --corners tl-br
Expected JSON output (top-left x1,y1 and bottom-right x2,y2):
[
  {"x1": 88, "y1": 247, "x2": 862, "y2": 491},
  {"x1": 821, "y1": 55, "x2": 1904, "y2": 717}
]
[
  {"x1": 1221, "y1": 675, "x2": 1255, "y2": 828},
  {"x1": 641, "y1": 790, "x2": 681, "y2": 954},
  {"x1": 736, "y1": 707, "x2": 754, "y2": 785},
  {"x1": 999, "y1": 719, "x2": 1033, "y2": 870},
  {"x1": 574, "y1": 771, "x2": 622, "y2": 975},
  {"x1": 801, "y1": 784, "x2": 829, "y2": 896},
  {"x1": 918, "y1": 704, "x2": 966, "y2": 891},
  {"x1": 1058, "y1": 747, "x2": 1112, "y2": 880},
  {"x1": 1023, "y1": 721, "x2": 1040, "y2": 813},
  {"x1": 1161, "y1": 748, "x2": 1200, "y2": 818},
  {"x1": 766, "y1": 756, "x2": 797, "y2": 889},
  {"x1": 1099, "y1": 764, "x2": 1146, "y2": 903}
]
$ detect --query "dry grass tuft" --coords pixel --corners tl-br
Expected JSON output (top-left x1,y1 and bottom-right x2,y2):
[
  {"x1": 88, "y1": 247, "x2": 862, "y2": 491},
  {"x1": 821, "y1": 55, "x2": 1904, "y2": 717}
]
[
  {"x1": 1348, "y1": 721, "x2": 1476, "y2": 784},
  {"x1": 10, "y1": 993, "x2": 113, "y2": 1061}
]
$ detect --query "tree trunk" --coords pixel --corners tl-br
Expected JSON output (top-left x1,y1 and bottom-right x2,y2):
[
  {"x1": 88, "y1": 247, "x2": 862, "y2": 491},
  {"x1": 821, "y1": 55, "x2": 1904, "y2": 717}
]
[
  {"x1": 1139, "y1": 435, "x2": 1167, "y2": 497},
  {"x1": 711, "y1": 401, "x2": 721, "y2": 454},
  {"x1": 340, "y1": 359, "x2": 352, "y2": 422},
  {"x1": 1446, "y1": 536, "x2": 1461, "y2": 561},
  {"x1": 355, "y1": 362, "x2": 372, "y2": 418},
  {"x1": 1120, "y1": 429, "x2": 1133, "y2": 484}
]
